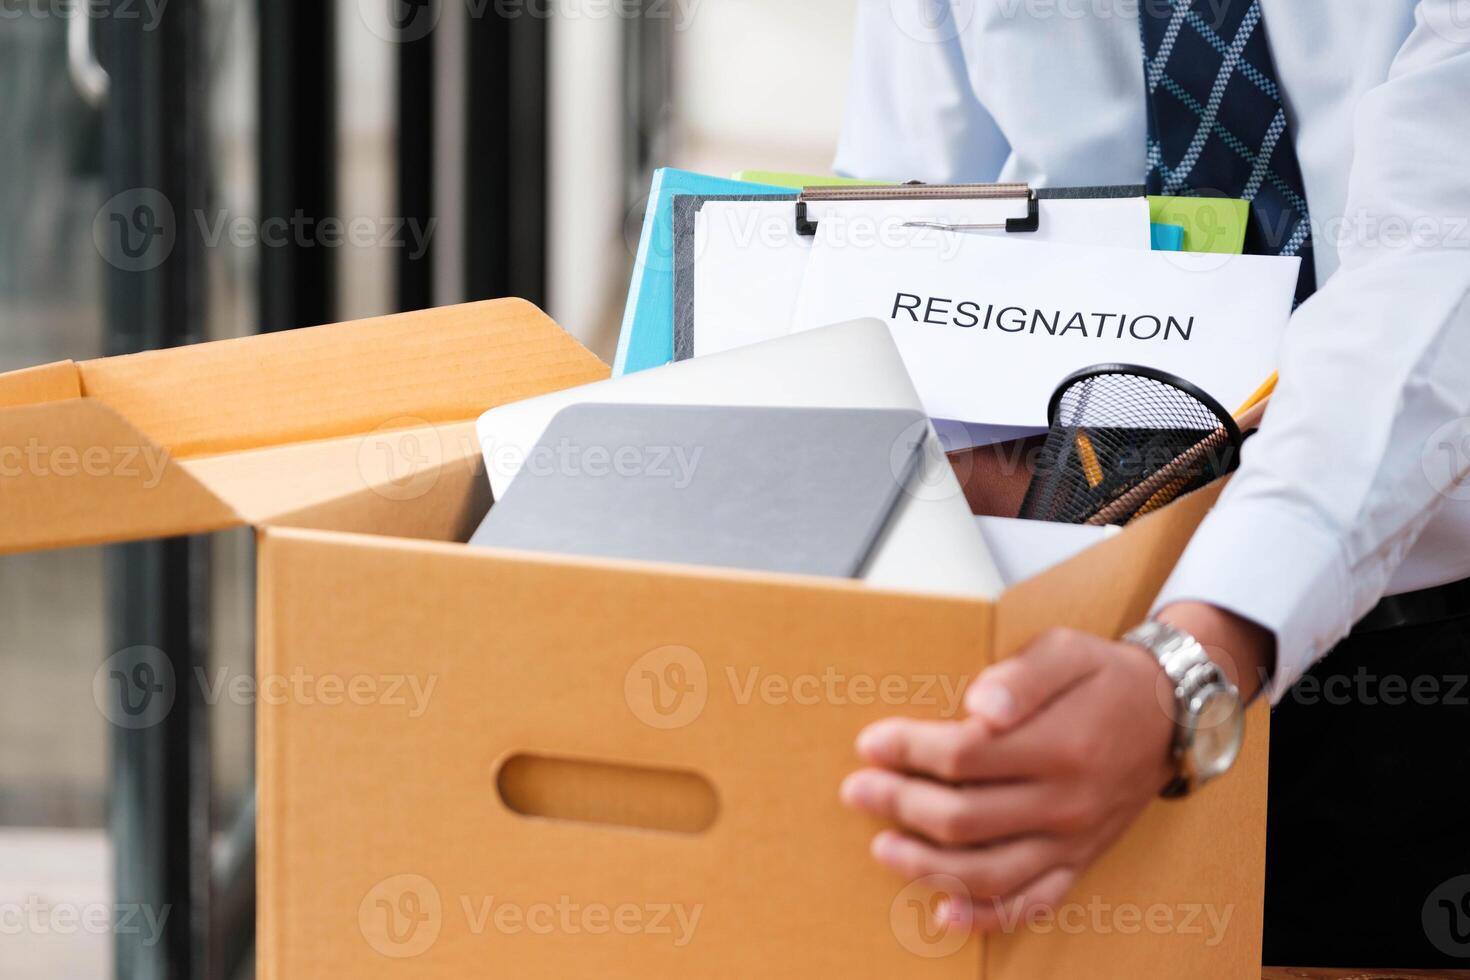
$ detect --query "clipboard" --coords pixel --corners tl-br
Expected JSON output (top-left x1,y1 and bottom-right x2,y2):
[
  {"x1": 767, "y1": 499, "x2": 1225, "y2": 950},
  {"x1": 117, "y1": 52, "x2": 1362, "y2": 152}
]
[
  {"x1": 670, "y1": 182, "x2": 1155, "y2": 367},
  {"x1": 794, "y1": 181, "x2": 1041, "y2": 237},
  {"x1": 727, "y1": 171, "x2": 1242, "y2": 249}
]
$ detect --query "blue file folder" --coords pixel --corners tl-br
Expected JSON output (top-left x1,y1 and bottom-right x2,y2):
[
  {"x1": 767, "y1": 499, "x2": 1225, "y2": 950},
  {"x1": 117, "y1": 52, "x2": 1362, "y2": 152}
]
[{"x1": 613, "y1": 169, "x2": 789, "y2": 376}]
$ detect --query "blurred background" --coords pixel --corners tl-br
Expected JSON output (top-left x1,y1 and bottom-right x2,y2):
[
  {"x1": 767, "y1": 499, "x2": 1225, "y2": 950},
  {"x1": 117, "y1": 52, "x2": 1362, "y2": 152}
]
[{"x1": 0, "y1": 0, "x2": 853, "y2": 976}]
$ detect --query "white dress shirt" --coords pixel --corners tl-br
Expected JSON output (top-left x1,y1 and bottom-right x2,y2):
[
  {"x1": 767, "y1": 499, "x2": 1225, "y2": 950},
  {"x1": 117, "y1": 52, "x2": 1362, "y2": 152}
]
[{"x1": 836, "y1": 0, "x2": 1470, "y2": 700}]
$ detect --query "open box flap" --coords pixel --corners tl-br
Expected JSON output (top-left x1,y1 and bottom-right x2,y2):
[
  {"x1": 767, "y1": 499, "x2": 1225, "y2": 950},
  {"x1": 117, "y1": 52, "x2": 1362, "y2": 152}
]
[
  {"x1": 74, "y1": 298, "x2": 606, "y2": 457},
  {"x1": 0, "y1": 300, "x2": 607, "y2": 555},
  {"x1": 0, "y1": 398, "x2": 241, "y2": 554},
  {"x1": 180, "y1": 419, "x2": 491, "y2": 544},
  {"x1": 0, "y1": 359, "x2": 82, "y2": 409}
]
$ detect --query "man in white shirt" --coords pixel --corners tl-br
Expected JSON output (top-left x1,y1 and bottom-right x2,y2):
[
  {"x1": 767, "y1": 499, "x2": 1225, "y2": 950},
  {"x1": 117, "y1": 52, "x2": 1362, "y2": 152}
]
[{"x1": 835, "y1": 0, "x2": 1470, "y2": 966}]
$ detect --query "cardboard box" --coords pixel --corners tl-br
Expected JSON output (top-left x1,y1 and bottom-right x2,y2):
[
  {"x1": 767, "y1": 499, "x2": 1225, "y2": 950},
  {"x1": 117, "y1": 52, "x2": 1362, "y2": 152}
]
[{"x1": 0, "y1": 299, "x2": 1268, "y2": 978}]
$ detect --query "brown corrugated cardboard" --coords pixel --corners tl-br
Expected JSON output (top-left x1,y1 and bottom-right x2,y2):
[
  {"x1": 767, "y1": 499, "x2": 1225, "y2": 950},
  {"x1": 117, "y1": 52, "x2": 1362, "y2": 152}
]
[
  {"x1": 254, "y1": 490, "x2": 1266, "y2": 979},
  {"x1": 0, "y1": 299, "x2": 1268, "y2": 978},
  {"x1": 989, "y1": 481, "x2": 1268, "y2": 978},
  {"x1": 0, "y1": 299, "x2": 608, "y2": 554},
  {"x1": 0, "y1": 359, "x2": 82, "y2": 408}
]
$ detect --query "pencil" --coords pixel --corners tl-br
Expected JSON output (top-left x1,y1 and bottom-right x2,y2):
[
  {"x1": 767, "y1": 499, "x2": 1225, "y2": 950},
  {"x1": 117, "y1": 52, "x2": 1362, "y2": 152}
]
[
  {"x1": 1075, "y1": 430, "x2": 1105, "y2": 488},
  {"x1": 1234, "y1": 373, "x2": 1277, "y2": 419}
]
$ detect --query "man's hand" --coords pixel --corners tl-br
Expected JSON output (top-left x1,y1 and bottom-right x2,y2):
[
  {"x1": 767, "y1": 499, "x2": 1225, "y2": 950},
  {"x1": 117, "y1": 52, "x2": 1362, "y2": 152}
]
[{"x1": 839, "y1": 602, "x2": 1272, "y2": 932}]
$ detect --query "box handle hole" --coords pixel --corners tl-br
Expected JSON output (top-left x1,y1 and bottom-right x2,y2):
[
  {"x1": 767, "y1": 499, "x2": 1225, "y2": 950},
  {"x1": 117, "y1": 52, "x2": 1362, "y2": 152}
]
[{"x1": 496, "y1": 753, "x2": 719, "y2": 835}]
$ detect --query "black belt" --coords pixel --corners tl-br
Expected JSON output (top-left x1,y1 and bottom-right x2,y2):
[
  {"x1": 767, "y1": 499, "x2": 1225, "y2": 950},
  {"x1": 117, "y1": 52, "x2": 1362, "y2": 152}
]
[{"x1": 1353, "y1": 574, "x2": 1470, "y2": 634}]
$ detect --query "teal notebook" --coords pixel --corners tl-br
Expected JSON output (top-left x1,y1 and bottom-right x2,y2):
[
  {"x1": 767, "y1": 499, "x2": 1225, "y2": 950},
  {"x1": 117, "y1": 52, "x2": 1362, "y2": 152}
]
[
  {"x1": 1152, "y1": 223, "x2": 1185, "y2": 250},
  {"x1": 613, "y1": 169, "x2": 789, "y2": 376}
]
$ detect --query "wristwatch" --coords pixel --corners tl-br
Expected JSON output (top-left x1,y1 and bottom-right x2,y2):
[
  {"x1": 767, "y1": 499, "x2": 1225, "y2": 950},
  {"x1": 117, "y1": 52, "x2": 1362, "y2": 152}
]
[{"x1": 1122, "y1": 620, "x2": 1244, "y2": 798}]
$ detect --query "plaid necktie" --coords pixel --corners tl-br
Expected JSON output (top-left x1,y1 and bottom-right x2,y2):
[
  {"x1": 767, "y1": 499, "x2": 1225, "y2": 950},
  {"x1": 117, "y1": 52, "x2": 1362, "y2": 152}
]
[{"x1": 1141, "y1": 0, "x2": 1317, "y2": 304}]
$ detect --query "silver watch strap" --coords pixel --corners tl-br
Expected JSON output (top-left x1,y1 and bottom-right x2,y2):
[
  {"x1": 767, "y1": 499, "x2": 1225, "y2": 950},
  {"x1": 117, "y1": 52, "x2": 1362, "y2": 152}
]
[{"x1": 1122, "y1": 620, "x2": 1229, "y2": 797}]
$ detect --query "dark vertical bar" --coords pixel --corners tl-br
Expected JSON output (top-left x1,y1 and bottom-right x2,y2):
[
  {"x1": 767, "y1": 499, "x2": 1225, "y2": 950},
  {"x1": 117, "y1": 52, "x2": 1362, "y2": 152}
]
[
  {"x1": 465, "y1": 5, "x2": 548, "y2": 305},
  {"x1": 259, "y1": 0, "x2": 338, "y2": 331},
  {"x1": 397, "y1": 0, "x2": 436, "y2": 311},
  {"x1": 211, "y1": 793, "x2": 257, "y2": 978},
  {"x1": 105, "y1": 538, "x2": 213, "y2": 980},
  {"x1": 100, "y1": 0, "x2": 208, "y2": 353},
  {"x1": 97, "y1": 0, "x2": 212, "y2": 975},
  {"x1": 623, "y1": 0, "x2": 673, "y2": 201}
]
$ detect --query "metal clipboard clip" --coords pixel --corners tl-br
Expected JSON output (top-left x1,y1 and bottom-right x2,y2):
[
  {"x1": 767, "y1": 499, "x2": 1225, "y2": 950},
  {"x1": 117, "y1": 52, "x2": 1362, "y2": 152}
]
[{"x1": 793, "y1": 181, "x2": 1040, "y2": 237}]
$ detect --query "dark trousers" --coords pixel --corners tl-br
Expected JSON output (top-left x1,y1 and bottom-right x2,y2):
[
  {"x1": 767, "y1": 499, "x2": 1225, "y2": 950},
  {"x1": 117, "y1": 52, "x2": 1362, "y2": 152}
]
[{"x1": 1263, "y1": 613, "x2": 1470, "y2": 968}]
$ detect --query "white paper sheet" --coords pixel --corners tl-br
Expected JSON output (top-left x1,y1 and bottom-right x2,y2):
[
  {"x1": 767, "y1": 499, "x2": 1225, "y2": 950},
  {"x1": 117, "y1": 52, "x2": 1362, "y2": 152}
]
[
  {"x1": 975, "y1": 517, "x2": 1121, "y2": 586},
  {"x1": 790, "y1": 231, "x2": 1299, "y2": 427},
  {"x1": 692, "y1": 196, "x2": 1152, "y2": 360},
  {"x1": 693, "y1": 201, "x2": 812, "y2": 357}
]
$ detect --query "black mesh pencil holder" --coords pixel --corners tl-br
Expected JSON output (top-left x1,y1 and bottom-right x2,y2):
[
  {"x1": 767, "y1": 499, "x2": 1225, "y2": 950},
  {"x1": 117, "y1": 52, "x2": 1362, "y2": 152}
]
[{"x1": 1017, "y1": 364, "x2": 1243, "y2": 526}]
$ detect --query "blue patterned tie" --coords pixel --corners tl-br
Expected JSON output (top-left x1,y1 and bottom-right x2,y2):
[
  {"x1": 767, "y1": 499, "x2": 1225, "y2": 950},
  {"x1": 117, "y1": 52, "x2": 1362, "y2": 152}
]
[{"x1": 1141, "y1": 0, "x2": 1317, "y2": 304}]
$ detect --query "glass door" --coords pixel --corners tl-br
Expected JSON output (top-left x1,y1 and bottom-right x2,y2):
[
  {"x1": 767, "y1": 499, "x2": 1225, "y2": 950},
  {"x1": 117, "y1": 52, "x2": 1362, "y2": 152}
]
[{"x1": 0, "y1": 9, "x2": 116, "y2": 977}]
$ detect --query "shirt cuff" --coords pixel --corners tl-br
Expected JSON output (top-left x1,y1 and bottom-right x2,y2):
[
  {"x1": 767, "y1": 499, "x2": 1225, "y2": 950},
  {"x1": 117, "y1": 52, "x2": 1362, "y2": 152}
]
[{"x1": 1151, "y1": 497, "x2": 1355, "y2": 704}]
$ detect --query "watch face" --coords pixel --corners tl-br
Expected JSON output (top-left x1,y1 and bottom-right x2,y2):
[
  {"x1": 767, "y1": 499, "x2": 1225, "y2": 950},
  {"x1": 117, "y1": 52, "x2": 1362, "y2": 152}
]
[{"x1": 1188, "y1": 687, "x2": 1244, "y2": 781}]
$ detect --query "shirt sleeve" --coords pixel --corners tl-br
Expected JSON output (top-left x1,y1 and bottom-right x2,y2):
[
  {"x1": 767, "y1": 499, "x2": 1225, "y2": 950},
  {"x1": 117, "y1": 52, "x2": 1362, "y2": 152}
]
[
  {"x1": 1154, "y1": 1, "x2": 1470, "y2": 702},
  {"x1": 834, "y1": 0, "x2": 1011, "y2": 183}
]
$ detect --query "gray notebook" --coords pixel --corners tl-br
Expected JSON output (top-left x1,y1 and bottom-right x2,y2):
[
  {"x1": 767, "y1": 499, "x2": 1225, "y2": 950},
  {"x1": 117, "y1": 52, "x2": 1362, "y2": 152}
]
[{"x1": 470, "y1": 403, "x2": 928, "y2": 578}]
